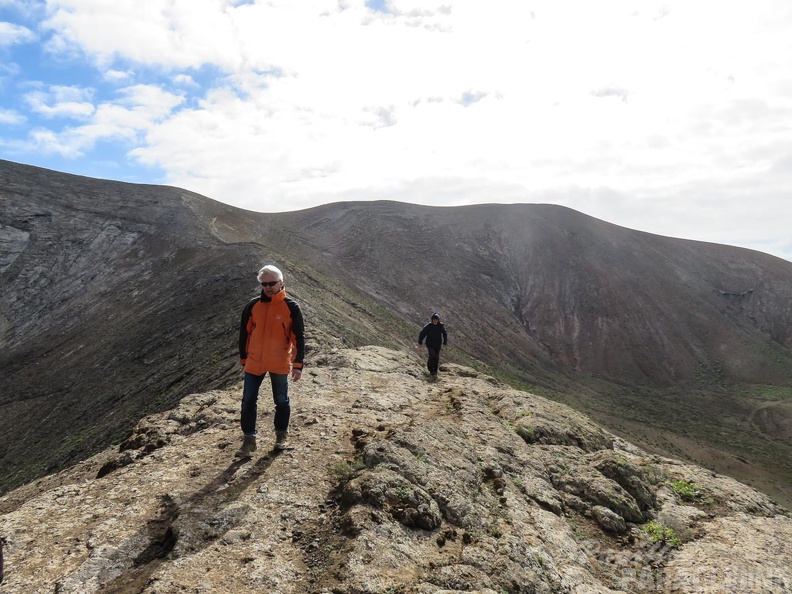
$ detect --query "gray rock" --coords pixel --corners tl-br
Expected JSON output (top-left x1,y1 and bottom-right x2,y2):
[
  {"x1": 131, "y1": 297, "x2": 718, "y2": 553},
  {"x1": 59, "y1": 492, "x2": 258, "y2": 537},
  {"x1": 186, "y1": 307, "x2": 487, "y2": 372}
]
[{"x1": 591, "y1": 505, "x2": 627, "y2": 534}]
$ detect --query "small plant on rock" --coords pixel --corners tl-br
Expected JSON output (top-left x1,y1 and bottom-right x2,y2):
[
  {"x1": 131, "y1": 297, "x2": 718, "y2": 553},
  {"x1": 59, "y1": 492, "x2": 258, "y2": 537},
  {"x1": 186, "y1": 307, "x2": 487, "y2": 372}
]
[
  {"x1": 642, "y1": 521, "x2": 681, "y2": 548},
  {"x1": 329, "y1": 458, "x2": 365, "y2": 482},
  {"x1": 516, "y1": 424, "x2": 536, "y2": 443},
  {"x1": 670, "y1": 480, "x2": 705, "y2": 502},
  {"x1": 393, "y1": 485, "x2": 412, "y2": 501}
]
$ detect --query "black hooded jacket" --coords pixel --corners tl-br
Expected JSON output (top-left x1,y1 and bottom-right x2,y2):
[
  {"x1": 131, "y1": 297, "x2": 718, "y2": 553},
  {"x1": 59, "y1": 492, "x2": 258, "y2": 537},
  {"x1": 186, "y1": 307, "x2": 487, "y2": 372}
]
[{"x1": 418, "y1": 321, "x2": 448, "y2": 349}]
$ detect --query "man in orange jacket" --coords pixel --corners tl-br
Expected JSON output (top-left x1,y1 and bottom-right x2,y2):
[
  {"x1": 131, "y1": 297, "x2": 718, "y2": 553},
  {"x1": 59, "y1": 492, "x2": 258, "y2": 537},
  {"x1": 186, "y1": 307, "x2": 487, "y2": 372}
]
[{"x1": 236, "y1": 265, "x2": 305, "y2": 457}]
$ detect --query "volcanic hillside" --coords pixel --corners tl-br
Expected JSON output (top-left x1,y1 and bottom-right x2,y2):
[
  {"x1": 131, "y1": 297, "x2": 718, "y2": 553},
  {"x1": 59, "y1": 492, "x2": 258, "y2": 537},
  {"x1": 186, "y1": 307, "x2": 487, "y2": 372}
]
[{"x1": 1, "y1": 159, "x2": 791, "y2": 507}]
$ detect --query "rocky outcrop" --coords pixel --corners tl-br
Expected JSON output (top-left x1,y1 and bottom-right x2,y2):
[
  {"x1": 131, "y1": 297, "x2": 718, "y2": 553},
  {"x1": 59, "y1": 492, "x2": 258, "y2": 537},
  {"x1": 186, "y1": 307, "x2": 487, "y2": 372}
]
[{"x1": 1, "y1": 347, "x2": 789, "y2": 593}]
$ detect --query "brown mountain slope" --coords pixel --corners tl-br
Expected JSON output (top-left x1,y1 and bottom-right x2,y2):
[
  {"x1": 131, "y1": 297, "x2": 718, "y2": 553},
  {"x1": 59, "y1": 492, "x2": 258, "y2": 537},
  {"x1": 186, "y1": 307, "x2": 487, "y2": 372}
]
[
  {"x1": 250, "y1": 200, "x2": 792, "y2": 386},
  {"x1": 2, "y1": 160, "x2": 791, "y2": 508},
  {"x1": 0, "y1": 161, "x2": 420, "y2": 495},
  {"x1": 0, "y1": 161, "x2": 274, "y2": 491},
  {"x1": 1, "y1": 347, "x2": 790, "y2": 593}
]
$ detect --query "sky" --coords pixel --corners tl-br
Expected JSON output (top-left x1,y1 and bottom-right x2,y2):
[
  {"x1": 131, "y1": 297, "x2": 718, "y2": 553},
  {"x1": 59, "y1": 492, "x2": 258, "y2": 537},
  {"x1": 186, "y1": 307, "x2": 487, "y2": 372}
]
[{"x1": 1, "y1": 0, "x2": 792, "y2": 262}]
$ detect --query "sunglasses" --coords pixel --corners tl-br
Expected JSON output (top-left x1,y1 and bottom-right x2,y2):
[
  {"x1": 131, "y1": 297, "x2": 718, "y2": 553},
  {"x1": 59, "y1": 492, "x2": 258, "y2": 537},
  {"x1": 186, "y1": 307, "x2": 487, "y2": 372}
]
[{"x1": 260, "y1": 280, "x2": 280, "y2": 287}]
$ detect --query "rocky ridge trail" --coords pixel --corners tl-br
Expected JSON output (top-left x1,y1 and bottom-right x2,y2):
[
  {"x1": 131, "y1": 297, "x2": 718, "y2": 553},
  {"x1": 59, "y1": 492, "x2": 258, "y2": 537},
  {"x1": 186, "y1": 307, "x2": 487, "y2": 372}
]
[{"x1": 1, "y1": 346, "x2": 790, "y2": 593}]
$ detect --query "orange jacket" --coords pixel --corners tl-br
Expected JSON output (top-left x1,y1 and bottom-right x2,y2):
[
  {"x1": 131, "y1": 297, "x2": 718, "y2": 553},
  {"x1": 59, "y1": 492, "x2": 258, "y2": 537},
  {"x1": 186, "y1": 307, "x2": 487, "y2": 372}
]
[{"x1": 239, "y1": 289, "x2": 305, "y2": 375}]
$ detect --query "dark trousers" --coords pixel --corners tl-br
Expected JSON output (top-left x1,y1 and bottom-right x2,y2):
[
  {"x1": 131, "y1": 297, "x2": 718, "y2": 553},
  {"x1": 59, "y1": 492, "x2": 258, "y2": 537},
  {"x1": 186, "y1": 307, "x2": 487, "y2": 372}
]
[
  {"x1": 427, "y1": 347, "x2": 440, "y2": 374},
  {"x1": 241, "y1": 371, "x2": 290, "y2": 436}
]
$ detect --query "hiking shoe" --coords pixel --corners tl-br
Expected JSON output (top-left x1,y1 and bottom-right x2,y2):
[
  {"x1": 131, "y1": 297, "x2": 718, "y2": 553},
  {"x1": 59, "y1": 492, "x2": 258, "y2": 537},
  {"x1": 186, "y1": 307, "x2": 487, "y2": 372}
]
[
  {"x1": 274, "y1": 431, "x2": 289, "y2": 450},
  {"x1": 234, "y1": 435, "x2": 257, "y2": 459}
]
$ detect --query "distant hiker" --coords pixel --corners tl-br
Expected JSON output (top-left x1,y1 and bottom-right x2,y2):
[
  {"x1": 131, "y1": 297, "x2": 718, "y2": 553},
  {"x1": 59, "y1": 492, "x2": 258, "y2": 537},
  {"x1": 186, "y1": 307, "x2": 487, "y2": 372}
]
[
  {"x1": 418, "y1": 312, "x2": 448, "y2": 377},
  {"x1": 236, "y1": 265, "x2": 305, "y2": 457}
]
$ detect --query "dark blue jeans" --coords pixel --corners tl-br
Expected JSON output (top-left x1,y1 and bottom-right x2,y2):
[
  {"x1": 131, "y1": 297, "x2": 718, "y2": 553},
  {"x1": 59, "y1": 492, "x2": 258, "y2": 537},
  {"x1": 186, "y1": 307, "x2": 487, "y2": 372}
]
[{"x1": 241, "y1": 371, "x2": 290, "y2": 437}]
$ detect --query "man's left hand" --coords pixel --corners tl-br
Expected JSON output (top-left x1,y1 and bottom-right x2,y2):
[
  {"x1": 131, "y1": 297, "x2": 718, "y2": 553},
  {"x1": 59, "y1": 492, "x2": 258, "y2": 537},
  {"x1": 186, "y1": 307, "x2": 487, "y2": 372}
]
[{"x1": 291, "y1": 368, "x2": 302, "y2": 382}]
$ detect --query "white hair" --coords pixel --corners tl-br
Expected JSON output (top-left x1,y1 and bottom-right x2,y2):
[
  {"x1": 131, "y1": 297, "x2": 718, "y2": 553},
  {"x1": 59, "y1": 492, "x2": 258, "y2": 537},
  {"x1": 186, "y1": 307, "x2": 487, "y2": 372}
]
[{"x1": 257, "y1": 265, "x2": 283, "y2": 281}]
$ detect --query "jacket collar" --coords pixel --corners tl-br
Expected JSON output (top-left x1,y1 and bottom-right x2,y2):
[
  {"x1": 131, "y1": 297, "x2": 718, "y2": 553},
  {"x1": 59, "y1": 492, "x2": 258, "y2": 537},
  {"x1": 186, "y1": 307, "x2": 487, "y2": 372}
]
[{"x1": 260, "y1": 288, "x2": 287, "y2": 303}]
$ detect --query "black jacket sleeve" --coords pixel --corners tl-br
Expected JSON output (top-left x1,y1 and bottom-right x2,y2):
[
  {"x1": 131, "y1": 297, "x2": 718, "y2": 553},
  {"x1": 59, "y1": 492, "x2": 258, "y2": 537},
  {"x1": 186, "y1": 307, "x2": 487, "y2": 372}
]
[
  {"x1": 285, "y1": 298, "x2": 306, "y2": 367},
  {"x1": 238, "y1": 298, "x2": 257, "y2": 360},
  {"x1": 418, "y1": 323, "x2": 429, "y2": 345}
]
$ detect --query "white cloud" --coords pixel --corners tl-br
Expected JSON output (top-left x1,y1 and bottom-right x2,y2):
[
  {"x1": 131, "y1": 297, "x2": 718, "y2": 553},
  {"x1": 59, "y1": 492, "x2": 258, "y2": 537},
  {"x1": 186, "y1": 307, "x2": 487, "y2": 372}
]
[
  {"x1": 0, "y1": 108, "x2": 26, "y2": 125},
  {"x1": 0, "y1": 21, "x2": 36, "y2": 47},
  {"x1": 21, "y1": 84, "x2": 184, "y2": 157},
  {"x1": 43, "y1": 0, "x2": 247, "y2": 69},
  {"x1": 27, "y1": 127, "x2": 89, "y2": 157},
  {"x1": 24, "y1": 85, "x2": 95, "y2": 118},
  {"x1": 173, "y1": 74, "x2": 198, "y2": 87},
  {"x1": 116, "y1": 84, "x2": 184, "y2": 115},
  {"x1": 104, "y1": 69, "x2": 133, "y2": 83}
]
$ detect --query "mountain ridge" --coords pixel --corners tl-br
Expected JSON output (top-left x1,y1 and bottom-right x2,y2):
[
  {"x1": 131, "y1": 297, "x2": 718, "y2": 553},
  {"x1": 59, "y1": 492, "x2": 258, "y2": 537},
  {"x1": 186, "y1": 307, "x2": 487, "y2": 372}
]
[{"x1": 1, "y1": 159, "x2": 791, "y2": 509}]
